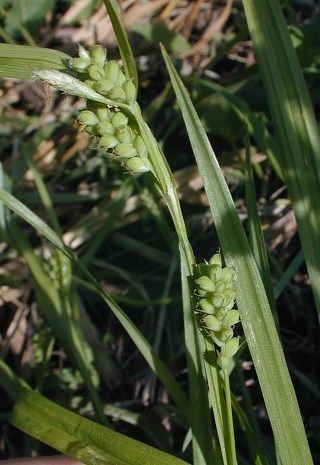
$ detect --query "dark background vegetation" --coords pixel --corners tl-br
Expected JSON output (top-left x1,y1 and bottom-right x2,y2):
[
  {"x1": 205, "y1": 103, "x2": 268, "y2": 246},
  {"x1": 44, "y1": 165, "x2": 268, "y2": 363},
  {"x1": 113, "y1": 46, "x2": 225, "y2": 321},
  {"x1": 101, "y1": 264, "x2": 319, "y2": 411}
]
[{"x1": 0, "y1": 0, "x2": 320, "y2": 462}]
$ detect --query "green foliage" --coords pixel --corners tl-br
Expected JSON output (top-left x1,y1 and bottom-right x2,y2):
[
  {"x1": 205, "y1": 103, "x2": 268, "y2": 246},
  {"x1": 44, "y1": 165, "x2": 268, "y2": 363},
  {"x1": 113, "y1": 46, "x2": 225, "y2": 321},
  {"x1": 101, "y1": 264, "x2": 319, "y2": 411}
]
[{"x1": 0, "y1": 1, "x2": 318, "y2": 465}]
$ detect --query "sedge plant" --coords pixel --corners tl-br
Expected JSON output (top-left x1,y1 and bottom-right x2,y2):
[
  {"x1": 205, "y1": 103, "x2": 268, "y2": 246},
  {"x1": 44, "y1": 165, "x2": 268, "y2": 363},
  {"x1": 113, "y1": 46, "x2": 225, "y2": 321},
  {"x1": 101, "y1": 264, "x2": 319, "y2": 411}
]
[{"x1": 0, "y1": 1, "x2": 318, "y2": 465}]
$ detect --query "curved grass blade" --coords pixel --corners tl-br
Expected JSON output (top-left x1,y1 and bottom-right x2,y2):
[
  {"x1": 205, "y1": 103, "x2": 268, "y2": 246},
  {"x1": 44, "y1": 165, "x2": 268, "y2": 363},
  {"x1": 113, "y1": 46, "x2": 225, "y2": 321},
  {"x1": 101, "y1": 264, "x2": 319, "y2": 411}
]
[
  {"x1": 102, "y1": 0, "x2": 138, "y2": 88},
  {"x1": 11, "y1": 389, "x2": 190, "y2": 465},
  {"x1": 161, "y1": 45, "x2": 313, "y2": 465},
  {"x1": 242, "y1": 0, "x2": 320, "y2": 319},
  {"x1": 0, "y1": 43, "x2": 69, "y2": 79},
  {"x1": 0, "y1": 188, "x2": 190, "y2": 425}
]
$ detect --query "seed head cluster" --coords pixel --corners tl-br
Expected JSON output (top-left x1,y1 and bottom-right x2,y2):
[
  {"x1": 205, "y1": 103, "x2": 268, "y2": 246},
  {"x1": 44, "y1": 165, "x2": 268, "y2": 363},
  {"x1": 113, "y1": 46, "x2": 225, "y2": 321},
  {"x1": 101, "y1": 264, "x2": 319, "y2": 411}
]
[
  {"x1": 69, "y1": 45, "x2": 150, "y2": 174},
  {"x1": 195, "y1": 253, "x2": 240, "y2": 367}
]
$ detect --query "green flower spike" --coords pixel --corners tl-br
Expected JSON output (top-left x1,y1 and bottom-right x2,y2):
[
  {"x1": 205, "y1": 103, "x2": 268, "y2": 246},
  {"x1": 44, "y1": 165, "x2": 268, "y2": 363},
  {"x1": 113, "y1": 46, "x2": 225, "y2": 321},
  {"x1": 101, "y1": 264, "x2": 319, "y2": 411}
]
[{"x1": 194, "y1": 252, "x2": 240, "y2": 362}]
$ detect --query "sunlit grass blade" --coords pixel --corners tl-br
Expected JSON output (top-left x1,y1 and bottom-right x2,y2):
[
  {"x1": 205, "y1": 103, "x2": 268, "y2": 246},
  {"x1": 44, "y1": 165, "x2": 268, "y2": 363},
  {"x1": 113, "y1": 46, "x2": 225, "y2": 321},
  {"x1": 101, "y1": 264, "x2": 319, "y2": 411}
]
[
  {"x1": 242, "y1": 0, "x2": 320, "y2": 318},
  {"x1": 0, "y1": 188, "x2": 190, "y2": 424},
  {"x1": 11, "y1": 389, "x2": 190, "y2": 465},
  {"x1": 161, "y1": 45, "x2": 313, "y2": 465},
  {"x1": 0, "y1": 43, "x2": 69, "y2": 78},
  {"x1": 0, "y1": 359, "x2": 170, "y2": 454},
  {"x1": 102, "y1": 0, "x2": 138, "y2": 88}
]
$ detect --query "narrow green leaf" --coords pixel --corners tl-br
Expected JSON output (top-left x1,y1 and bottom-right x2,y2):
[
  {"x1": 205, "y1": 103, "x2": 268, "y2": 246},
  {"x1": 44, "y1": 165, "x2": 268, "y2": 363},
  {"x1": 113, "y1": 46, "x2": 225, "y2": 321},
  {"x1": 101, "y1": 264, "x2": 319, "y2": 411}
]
[
  {"x1": 24, "y1": 152, "x2": 61, "y2": 235},
  {"x1": 242, "y1": 0, "x2": 320, "y2": 319},
  {"x1": 244, "y1": 134, "x2": 278, "y2": 323},
  {"x1": 161, "y1": 45, "x2": 313, "y2": 465},
  {"x1": 11, "y1": 389, "x2": 190, "y2": 465},
  {"x1": 0, "y1": 358, "x2": 29, "y2": 401},
  {"x1": 0, "y1": 43, "x2": 69, "y2": 78},
  {"x1": 274, "y1": 250, "x2": 304, "y2": 301},
  {"x1": 0, "y1": 188, "x2": 190, "y2": 424},
  {"x1": 102, "y1": 0, "x2": 138, "y2": 88},
  {"x1": 8, "y1": 220, "x2": 106, "y2": 424}
]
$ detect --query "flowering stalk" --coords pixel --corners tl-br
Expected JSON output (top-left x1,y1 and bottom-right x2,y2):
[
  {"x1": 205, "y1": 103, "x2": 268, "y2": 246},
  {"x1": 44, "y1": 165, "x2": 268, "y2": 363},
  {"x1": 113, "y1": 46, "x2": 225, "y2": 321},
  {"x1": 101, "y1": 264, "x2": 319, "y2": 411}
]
[
  {"x1": 194, "y1": 252, "x2": 240, "y2": 465},
  {"x1": 35, "y1": 44, "x2": 241, "y2": 465}
]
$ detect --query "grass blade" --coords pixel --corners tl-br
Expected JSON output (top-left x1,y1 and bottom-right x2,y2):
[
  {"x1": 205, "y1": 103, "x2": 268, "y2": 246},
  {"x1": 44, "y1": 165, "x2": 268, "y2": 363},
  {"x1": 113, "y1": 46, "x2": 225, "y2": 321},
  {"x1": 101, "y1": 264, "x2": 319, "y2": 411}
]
[
  {"x1": 244, "y1": 134, "x2": 278, "y2": 322},
  {"x1": 102, "y1": 0, "x2": 138, "y2": 88},
  {"x1": 8, "y1": 220, "x2": 106, "y2": 424},
  {"x1": 242, "y1": 0, "x2": 320, "y2": 318},
  {"x1": 161, "y1": 45, "x2": 313, "y2": 465},
  {"x1": 0, "y1": 188, "x2": 190, "y2": 424},
  {"x1": 0, "y1": 43, "x2": 69, "y2": 78},
  {"x1": 10, "y1": 389, "x2": 190, "y2": 465}
]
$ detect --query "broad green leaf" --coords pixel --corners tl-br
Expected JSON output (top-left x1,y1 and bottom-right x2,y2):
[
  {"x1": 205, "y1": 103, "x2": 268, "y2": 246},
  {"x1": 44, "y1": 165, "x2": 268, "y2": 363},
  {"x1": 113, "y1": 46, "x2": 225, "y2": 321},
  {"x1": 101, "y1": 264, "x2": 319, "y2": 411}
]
[
  {"x1": 11, "y1": 389, "x2": 190, "y2": 465},
  {"x1": 0, "y1": 188, "x2": 190, "y2": 424},
  {"x1": 242, "y1": 0, "x2": 320, "y2": 319},
  {"x1": 161, "y1": 46, "x2": 313, "y2": 465},
  {"x1": 102, "y1": 0, "x2": 138, "y2": 88},
  {"x1": 0, "y1": 43, "x2": 69, "y2": 78}
]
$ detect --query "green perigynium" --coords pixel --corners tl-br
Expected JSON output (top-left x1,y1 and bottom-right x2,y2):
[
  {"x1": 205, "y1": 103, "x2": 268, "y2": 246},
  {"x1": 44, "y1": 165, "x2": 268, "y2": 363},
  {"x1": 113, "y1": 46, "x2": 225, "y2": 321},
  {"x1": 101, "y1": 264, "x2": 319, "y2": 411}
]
[
  {"x1": 36, "y1": 44, "x2": 150, "y2": 175},
  {"x1": 69, "y1": 45, "x2": 150, "y2": 174},
  {"x1": 195, "y1": 252, "x2": 240, "y2": 368}
]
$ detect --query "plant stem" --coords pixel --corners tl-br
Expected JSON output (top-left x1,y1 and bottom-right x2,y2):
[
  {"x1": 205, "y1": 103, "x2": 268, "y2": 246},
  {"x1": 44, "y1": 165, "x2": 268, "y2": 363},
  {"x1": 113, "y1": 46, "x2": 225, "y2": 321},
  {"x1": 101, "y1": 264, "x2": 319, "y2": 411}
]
[{"x1": 224, "y1": 367, "x2": 238, "y2": 465}]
